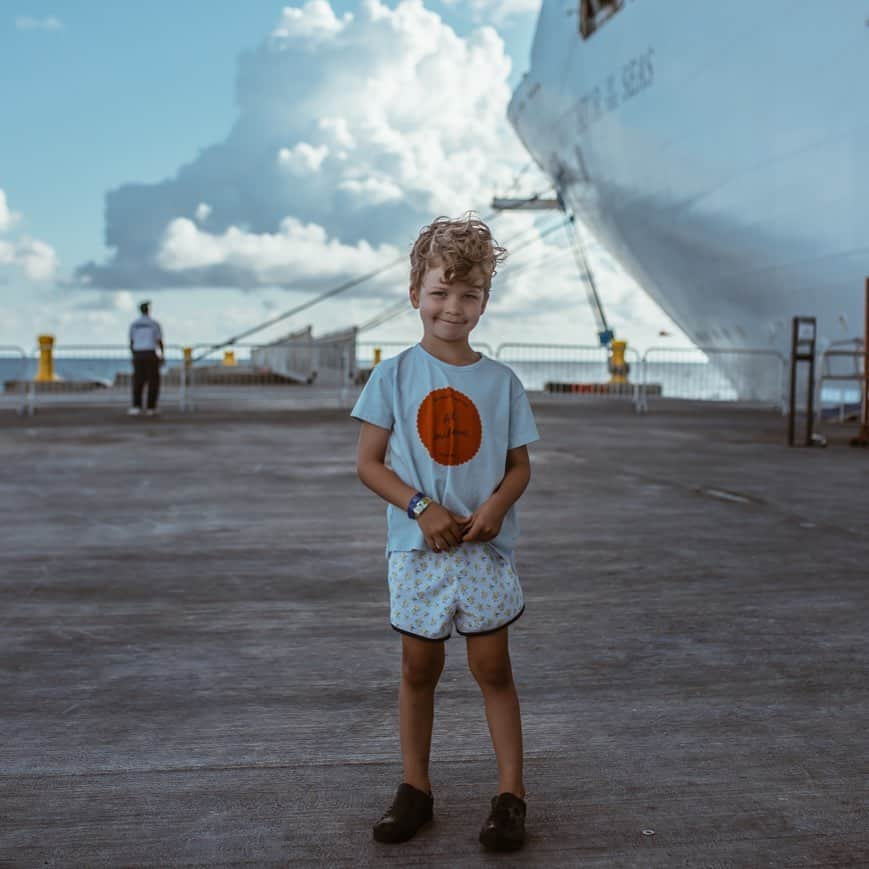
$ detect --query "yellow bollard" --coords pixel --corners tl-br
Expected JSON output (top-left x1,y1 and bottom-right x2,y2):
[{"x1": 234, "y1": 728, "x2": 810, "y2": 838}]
[
  {"x1": 36, "y1": 334, "x2": 57, "y2": 382},
  {"x1": 183, "y1": 347, "x2": 192, "y2": 367},
  {"x1": 373, "y1": 347, "x2": 382, "y2": 366},
  {"x1": 608, "y1": 340, "x2": 629, "y2": 384},
  {"x1": 223, "y1": 350, "x2": 236, "y2": 366}
]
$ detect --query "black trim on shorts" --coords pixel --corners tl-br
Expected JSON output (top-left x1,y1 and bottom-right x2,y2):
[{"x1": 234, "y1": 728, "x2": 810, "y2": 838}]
[
  {"x1": 390, "y1": 623, "x2": 451, "y2": 642},
  {"x1": 455, "y1": 604, "x2": 525, "y2": 638}
]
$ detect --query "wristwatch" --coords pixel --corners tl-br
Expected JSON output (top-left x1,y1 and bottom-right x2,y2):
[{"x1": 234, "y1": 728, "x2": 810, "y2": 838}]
[{"x1": 407, "y1": 492, "x2": 433, "y2": 519}]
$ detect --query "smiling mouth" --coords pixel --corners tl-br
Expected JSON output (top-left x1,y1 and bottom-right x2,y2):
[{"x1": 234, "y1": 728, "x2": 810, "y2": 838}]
[{"x1": 438, "y1": 318, "x2": 464, "y2": 324}]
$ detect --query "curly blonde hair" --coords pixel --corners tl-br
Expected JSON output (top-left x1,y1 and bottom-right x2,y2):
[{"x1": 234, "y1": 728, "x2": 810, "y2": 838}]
[{"x1": 409, "y1": 213, "x2": 507, "y2": 295}]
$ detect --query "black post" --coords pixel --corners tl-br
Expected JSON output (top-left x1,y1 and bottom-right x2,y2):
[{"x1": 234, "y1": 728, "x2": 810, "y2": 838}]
[
  {"x1": 788, "y1": 316, "x2": 817, "y2": 447},
  {"x1": 806, "y1": 340, "x2": 816, "y2": 447},
  {"x1": 850, "y1": 277, "x2": 869, "y2": 447},
  {"x1": 788, "y1": 318, "x2": 798, "y2": 446}
]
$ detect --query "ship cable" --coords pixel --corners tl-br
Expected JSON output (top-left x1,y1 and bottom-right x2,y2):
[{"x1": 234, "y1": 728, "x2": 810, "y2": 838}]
[
  {"x1": 561, "y1": 210, "x2": 614, "y2": 347},
  {"x1": 351, "y1": 214, "x2": 563, "y2": 336},
  {"x1": 499, "y1": 245, "x2": 574, "y2": 281},
  {"x1": 356, "y1": 298, "x2": 411, "y2": 333},
  {"x1": 199, "y1": 202, "x2": 559, "y2": 362},
  {"x1": 490, "y1": 190, "x2": 616, "y2": 347},
  {"x1": 192, "y1": 207, "x2": 512, "y2": 363},
  {"x1": 505, "y1": 219, "x2": 566, "y2": 258}
]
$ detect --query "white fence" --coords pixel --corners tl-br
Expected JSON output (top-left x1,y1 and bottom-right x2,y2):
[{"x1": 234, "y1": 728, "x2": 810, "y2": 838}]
[
  {"x1": 0, "y1": 346, "x2": 35, "y2": 414},
  {"x1": 638, "y1": 347, "x2": 788, "y2": 412},
  {"x1": 4, "y1": 339, "x2": 860, "y2": 419},
  {"x1": 815, "y1": 339, "x2": 865, "y2": 421}
]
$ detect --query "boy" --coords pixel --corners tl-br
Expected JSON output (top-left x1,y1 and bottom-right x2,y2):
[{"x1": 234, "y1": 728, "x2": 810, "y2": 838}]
[{"x1": 351, "y1": 214, "x2": 539, "y2": 852}]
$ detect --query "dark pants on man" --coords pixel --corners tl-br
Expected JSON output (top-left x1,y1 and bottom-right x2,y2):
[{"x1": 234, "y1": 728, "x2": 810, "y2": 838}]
[{"x1": 132, "y1": 350, "x2": 160, "y2": 410}]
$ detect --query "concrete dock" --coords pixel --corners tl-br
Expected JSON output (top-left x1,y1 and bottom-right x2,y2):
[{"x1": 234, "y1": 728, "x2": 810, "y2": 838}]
[{"x1": 1, "y1": 393, "x2": 868, "y2": 867}]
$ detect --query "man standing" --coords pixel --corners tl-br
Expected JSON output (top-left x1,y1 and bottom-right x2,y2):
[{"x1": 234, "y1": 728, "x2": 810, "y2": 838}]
[{"x1": 128, "y1": 300, "x2": 164, "y2": 416}]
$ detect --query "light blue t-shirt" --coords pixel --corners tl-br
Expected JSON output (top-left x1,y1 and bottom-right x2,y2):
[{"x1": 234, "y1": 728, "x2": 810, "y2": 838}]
[
  {"x1": 129, "y1": 315, "x2": 163, "y2": 351},
  {"x1": 351, "y1": 343, "x2": 539, "y2": 565}
]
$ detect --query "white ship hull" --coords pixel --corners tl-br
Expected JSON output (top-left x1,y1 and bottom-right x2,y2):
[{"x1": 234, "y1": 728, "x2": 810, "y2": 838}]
[{"x1": 509, "y1": 1, "x2": 868, "y2": 379}]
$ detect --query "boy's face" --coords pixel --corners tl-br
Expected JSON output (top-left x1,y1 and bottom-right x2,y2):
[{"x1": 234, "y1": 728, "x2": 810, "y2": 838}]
[{"x1": 410, "y1": 264, "x2": 488, "y2": 345}]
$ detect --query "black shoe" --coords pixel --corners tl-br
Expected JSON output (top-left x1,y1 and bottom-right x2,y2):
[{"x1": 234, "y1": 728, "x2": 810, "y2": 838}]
[
  {"x1": 372, "y1": 783, "x2": 433, "y2": 843},
  {"x1": 479, "y1": 792, "x2": 526, "y2": 851}
]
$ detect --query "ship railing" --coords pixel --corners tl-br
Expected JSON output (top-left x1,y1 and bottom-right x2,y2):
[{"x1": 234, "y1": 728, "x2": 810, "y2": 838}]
[
  {"x1": 0, "y1": 345, "x2": 35, "y2": 415},
  {"x1": 814, "y1": 339, "x2": 865, "y2": 423},
  {"x1": 639, "y1": 347, "x2": 788, "y2": 413}
]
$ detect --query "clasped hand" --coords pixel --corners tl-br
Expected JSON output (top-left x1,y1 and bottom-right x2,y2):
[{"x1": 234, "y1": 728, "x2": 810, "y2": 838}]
[{"x1": 418, "y1": 500, "x2": 505, "y2": 552}]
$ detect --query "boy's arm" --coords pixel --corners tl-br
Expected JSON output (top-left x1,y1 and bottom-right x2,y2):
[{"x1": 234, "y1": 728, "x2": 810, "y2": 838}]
[
  {"x1": 356, "y1": 421, "x2": 417, "y2": 512},
  {"x1": 356, "y1": 421, "x2": 469, "y2": 551},
  {"x1": 462, "y1": 445, "x2": 531, "y2": 542}
]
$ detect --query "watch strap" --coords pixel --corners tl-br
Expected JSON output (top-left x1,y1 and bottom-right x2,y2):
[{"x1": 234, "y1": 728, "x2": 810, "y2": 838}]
[{"x1": 407, "y1": 492, "x2": 431, "y2": 519}]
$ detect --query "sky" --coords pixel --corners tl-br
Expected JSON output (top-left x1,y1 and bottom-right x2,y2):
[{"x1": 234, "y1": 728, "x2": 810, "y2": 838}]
[{"x1": 0, "y1": 0, "x2": 688, "y2": 354}]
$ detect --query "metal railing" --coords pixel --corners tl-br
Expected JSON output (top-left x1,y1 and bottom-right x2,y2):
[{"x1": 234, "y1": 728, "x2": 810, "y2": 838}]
[
  {"x1": 815, "y1": 339, "x2": 865, "y2": 422},
  {"x1": 48, "y1": 343, "x2": 188, "y2": 383},
  {"x1": 493, "y1": 342, "x2": 643, "y2": 407},
  {"x1": 4, "y1": 343, "x2": 192, "y2": 413},
  {"x1": 0, "y1": 346, "x2": 35, "y2": 415},
  {"x1": 0, "y1": 339, "x2": 821, "y2": 417},
  {"x1": 639, "y1": 347, "x2": 788, "y2": 413}
]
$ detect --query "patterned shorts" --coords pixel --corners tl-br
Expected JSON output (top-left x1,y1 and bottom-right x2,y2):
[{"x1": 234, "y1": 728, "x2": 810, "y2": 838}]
[{"x1": 387, "y1": 543, "x2": 525, "y2": 641}]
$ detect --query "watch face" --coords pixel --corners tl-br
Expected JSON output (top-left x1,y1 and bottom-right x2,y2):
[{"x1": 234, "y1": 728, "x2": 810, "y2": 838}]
[{"x1": 413, "y1": 498, "x2": 430, "y2": 516}]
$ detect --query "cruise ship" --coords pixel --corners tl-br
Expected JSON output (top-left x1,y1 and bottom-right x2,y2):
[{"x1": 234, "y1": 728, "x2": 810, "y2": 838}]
[{"x1": 508, "y1": 0, "x2": 868, "y2": 393}]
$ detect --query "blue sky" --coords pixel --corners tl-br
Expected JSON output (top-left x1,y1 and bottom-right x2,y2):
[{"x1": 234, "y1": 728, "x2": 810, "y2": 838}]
[
  {"x1": 1, "y1": 1, "x2": 684, "y2": 350},
  {"x1": 2, "y1": 2, "x2": 535, "y2": 269}
]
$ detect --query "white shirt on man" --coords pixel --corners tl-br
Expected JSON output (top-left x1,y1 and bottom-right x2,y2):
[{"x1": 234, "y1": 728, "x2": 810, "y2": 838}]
[{"x1": 129, "y1": 315, "x2": 162, "y2": 351}]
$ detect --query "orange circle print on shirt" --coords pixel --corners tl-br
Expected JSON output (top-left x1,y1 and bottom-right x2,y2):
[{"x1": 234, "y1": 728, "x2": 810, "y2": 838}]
[{"x1": 416, "y1": 387, "x2": 483, "y2": 466}]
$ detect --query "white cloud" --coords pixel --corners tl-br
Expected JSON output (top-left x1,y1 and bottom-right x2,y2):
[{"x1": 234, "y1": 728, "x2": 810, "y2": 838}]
[
  {"x1": 0, "y1": 190, "x2": 21, "y2": 232},
  {"x1": 441, "y1": 0, "x2": 539, "y2": 24},
  {"x1": 156, "y1": 216, "x2": 400, "y2": 286},
  {"x1": 15, "y1": 16, "x2": 63, "y2": 31},
  {"x1": 114, "y1": 290, "x2": 136, "y2": 311},
  {"x1": 318, "y1": 117, "x2": 355, "y2": 149},
  {"x1": 16, "y1": 237, "x2": 59, "y2": 281},
  {"x1": 72, "y1": 290, "x2": 137, "y2": 313},
  {"x1": 337, "y1": 175, "x2": 404, "y2": 206},
  {"x1": 195, "y1": 202, "x2": 212, "y2": 223},
  {"x1": 76, "y1": 0, "x2": 542, "y2": 291},
  {"x1": 0, "y1": 189, "x2": 59, "y2": 282},
  {"x1": 278, "y1": 142, "x2": 330, "y2": 174},
  {"x1": 270, "y1": 0, "x2": 352, "y2": 43}
]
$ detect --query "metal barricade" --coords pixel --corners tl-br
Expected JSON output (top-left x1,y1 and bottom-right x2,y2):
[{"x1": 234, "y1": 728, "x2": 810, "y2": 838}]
[
  {"x1": 49, "y1": 344, "x2": 133, "y2": 385},
  {"x1": 0, "y1": 345, "x2": 35, "y2": 415},
  {"x1": 815, "y1": 339, "x2": 865, "y2": 422},
  {"x1": 640, "y1": 347, "x2": 787, "y2": 411},
  {"x1": 20, "y1": 344, "x2": 190, "y2": 411},
  {"x1": 46, "y1": 344, "x2": 189, "y2": 377},
  {"x1": 494, "y1": 342, "x2": 643, "y2": 408}
]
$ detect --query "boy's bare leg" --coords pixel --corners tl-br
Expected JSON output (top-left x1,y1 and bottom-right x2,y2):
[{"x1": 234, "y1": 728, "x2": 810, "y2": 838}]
[
  {"x1": 399, "y1": 634, "x2": 445, "y2": 794},
  {"x1": 466, "y1": 627, "x2": 525, "y2": 799}
]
